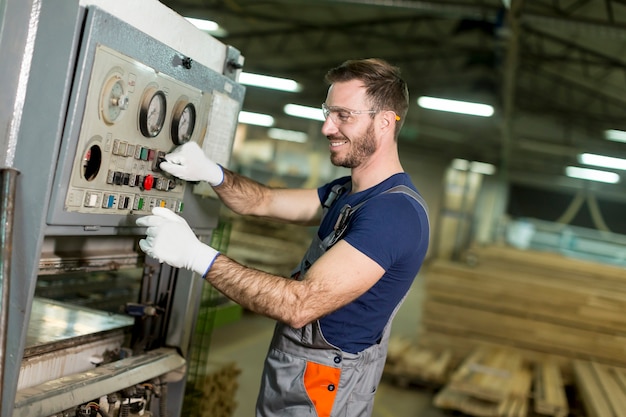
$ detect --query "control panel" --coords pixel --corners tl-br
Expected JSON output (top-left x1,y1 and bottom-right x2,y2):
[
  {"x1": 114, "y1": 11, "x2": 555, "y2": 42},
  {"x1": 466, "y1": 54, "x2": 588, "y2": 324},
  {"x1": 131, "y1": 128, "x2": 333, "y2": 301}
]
[
  {"x1": 64, "y1": 44, "x2": 209, "y2": 215},
  {"x1": 46, "y1": 7, "x2": 245, "y2": 230}
]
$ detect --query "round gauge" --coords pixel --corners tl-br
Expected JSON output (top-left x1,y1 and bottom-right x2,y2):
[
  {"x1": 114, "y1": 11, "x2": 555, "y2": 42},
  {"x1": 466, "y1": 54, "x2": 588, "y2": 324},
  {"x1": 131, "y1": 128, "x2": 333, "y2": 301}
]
[
  {"x1": 139, "y1": 88, "x2": 167, "y2": 138},
  {"x1": 100, "y1": 74, "x2": 128, "y2": 124},
  {"x1": 171, "y1": 100, "x2": 196, "y2": 145}
]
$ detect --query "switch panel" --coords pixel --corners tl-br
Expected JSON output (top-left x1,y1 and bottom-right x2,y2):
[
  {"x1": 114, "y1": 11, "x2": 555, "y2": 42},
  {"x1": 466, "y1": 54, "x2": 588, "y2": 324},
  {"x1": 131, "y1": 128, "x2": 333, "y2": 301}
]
[{"x1": 63, "y1": 44, "x2": 210, "y2": 215}]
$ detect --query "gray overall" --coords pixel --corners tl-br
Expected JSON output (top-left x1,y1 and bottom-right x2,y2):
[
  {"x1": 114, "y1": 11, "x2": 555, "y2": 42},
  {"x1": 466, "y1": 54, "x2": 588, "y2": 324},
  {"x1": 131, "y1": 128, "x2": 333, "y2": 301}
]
[{"x1": 256, "y1": 183, "x2": 428, "y2": 417}]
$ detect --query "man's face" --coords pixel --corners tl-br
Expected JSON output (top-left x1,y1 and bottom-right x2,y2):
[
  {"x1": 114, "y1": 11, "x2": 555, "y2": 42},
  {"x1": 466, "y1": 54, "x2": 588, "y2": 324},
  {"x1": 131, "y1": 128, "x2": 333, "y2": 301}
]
[{"x1": 321, "y1": 80, "x2": 379, "y2": 169}]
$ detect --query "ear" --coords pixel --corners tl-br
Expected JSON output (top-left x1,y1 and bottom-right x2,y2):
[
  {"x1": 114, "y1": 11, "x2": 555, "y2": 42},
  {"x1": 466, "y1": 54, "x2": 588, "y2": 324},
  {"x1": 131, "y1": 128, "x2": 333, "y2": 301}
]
[{"x1": 378, "y1": 110, "x2": 397, "y2": 134}]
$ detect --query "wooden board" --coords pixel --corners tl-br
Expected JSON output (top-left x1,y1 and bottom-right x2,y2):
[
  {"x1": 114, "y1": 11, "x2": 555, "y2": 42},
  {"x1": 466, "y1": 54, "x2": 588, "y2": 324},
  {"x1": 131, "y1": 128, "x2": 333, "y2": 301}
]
[
  {"x1": 534, "y1": 359, "x2": 569, "y2": 417},
  {"x1": 384, "y1": 336, "x2": 452, "y2": 385},
  {"x1": 419, "y1": 246, "x2": 626, "y2": 367},
  {"x1": 434, "y1": 346, "x2": 531, "y2": 417}
]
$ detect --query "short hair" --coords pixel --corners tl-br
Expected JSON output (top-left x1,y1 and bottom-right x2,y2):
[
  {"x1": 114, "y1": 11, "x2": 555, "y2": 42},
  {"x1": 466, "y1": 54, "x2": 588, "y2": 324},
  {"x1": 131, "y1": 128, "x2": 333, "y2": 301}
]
[{"x1": 325, "y1": 58, "x2": 409, "y2": 138}]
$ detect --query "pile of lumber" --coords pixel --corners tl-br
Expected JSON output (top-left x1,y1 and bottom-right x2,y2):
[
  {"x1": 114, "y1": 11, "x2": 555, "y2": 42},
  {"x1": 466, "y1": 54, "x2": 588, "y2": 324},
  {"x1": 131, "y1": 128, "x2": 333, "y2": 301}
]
[
  {"x1": 419, "y1": 245, "x2": 626, "y2": 368},
  {"x1": 384, "y1": 336, "x2": 452, "y2": 386},
  {"x1": 224, "y1": 211, "x2": 312, "y2": 277},
  {"x1": 573, "y1": 361, "x2": 626, "y2": 417},
  {"x1": 433, "y1": 347, "x2": 532, "y2": 417},
  {"x1": 431, "y1": 347, "x2": 570, "y2": 417},
  {"x1": 193, "y1": 361, "x2": 241, "y2": 417}
]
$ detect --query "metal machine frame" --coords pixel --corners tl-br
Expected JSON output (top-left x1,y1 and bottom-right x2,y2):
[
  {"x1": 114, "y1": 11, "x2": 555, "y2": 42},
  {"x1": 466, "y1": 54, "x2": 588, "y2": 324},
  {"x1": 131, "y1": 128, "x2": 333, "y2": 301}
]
[{"x1": 0, "y1": 1, "x2": 245, "y2": 415}]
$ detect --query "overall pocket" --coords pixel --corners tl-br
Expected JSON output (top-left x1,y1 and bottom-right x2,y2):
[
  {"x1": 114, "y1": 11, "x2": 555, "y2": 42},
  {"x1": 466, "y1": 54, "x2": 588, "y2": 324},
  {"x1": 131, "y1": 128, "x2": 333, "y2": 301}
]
[{"x1": 257, "y1": 348, "x2": 316, "y2": 416}]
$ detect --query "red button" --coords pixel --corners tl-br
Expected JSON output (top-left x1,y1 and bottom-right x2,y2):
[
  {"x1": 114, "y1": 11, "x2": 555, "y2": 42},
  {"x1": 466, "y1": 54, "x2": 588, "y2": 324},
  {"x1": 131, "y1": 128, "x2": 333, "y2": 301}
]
[{"x1": 143, "y1": 174, "x2": 154, "y2": 191}]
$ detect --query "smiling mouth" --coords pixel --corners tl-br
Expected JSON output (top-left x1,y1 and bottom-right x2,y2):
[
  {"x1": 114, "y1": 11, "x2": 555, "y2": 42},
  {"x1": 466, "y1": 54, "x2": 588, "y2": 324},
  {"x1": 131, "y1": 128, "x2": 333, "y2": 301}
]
[{"x1": 329, "y1": 139, "x2": 348, "y2": 148}]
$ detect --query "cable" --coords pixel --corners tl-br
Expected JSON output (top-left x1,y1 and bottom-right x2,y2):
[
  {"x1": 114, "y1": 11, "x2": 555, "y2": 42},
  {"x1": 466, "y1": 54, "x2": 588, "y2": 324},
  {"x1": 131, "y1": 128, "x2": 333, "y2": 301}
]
[
  {"x1": 555, "y1": 189, "x2": 584, "y2": 225},
  {"x1": 159, "y1": 382, "x2": 168, "y2": 417},
  {"x1": 586, "y1": 192, "x2": 611, "y2": 232}
]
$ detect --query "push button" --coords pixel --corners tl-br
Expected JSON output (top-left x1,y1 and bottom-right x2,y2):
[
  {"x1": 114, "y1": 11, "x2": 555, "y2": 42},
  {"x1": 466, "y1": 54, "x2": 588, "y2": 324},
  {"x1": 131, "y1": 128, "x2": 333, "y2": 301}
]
[{"x1": 143, "y1": 174, "x2": 154, "y2": 191}]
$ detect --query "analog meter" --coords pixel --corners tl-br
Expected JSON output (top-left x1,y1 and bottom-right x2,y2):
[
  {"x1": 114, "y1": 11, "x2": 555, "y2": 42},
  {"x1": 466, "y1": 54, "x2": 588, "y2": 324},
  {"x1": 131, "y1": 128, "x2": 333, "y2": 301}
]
[
  {"x1": 100, "y1": 73, "x2": 129, "y2": 124},
  {"x1": 171, "y1": 100, "x2": 196, "y2": 145},
  {"x1": 139, "y1": 87, "x2": 167, "y2": 137}
]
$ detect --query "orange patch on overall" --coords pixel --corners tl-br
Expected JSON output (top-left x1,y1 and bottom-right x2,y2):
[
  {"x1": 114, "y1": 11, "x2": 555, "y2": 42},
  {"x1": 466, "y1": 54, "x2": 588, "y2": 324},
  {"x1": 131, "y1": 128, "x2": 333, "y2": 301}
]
[{"x1": 304, "y1": 362, "x2": 341, "y2": 417}]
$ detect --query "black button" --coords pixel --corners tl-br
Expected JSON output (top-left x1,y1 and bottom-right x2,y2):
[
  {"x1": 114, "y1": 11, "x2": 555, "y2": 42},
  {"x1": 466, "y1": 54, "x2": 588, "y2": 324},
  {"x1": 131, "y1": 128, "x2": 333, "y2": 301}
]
[
  {"x1": 328, "y1": 384, "x2": 335, "y2": 391},
  {"x1": 334, "y1": 356, "x2": 342, "y2": 364}
]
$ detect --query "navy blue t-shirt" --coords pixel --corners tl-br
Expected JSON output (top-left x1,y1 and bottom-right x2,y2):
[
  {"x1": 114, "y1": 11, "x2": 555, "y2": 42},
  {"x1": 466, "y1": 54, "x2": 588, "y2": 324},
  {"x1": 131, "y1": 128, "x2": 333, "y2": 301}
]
[{"x1": 316, "y1": 173, "x2": 429, "y2": 353}]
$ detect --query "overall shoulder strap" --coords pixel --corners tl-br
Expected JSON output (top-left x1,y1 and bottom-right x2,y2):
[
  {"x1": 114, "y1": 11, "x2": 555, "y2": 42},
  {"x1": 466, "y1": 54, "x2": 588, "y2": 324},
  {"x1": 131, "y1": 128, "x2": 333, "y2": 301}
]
[
  {"x1": 322, "y1": 180, "x2": 351, "y2": 210},
  {"x1": 342, "y1": 184, "x2": 427, "y2": 216},
  {"x1": 381, "y1": 185, "x2": 429, "y2": 217}
]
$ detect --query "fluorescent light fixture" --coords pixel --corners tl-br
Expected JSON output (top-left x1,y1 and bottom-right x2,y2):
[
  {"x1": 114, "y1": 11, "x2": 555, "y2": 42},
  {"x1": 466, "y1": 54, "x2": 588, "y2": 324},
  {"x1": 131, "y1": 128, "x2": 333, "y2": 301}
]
[
  {"x1": 578, "y1": 153, "x2": 626, "y2": 170},
  {"x1": 238, "y1": 111, "x2": 274, "y2": 127},
  {"x1": 284, "y1": 104, "x2": 325, "y2": 122},
  {"x1": 470, "y1": 161, "x2": 496, "y2": 175},
  {"x1": 268, "y1": 128, "x2": 308, "y2": 143},
  {"x1": 565, "y1": 166, "x2": 620, "y2": 184},
  {"x1": 240, "y1": 73, "x2": 302, "y2": 93},
  {"x1": 417, "y1": 96, "x2": 494, "y2": 117},
  {"x1": 451, "y1": 158, "x2": 496, "y2": 175},
  {"x1": 605, "y1": 129, "x2": 626, "y2": 143},
  {"x1": 185, "y1": 17, "x2": 228, "y2": 37},
  {"x1": 452, "y1": 158, "x2": 470, "y2": 171}
]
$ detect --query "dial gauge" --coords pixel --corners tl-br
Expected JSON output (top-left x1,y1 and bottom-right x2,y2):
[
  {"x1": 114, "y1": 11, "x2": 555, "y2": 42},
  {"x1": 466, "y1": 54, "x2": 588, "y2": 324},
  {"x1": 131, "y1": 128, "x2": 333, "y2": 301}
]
[
  {"x1": 100, "y1": 74, "x2": 128, "y2": 124},
  {"x1": 171, "y1": 100, "x2": 196, "y2": 145},
  {"x1": 139, "y1": 87, "x2": 167, "y2": 138}
]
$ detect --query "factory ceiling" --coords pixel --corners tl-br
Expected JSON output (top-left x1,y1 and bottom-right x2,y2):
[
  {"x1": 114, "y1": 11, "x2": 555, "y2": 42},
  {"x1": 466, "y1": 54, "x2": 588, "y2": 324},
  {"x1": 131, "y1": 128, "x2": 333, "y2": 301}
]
[{"x1": 160, "y1": 0, "x2": 626, "y2": 200}]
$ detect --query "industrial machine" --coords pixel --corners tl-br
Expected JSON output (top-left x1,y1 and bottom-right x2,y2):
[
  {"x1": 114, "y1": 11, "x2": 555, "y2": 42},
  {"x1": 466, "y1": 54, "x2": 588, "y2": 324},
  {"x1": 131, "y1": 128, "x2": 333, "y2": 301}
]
[{"x1": 0, "y1": 1, "x2": 245, "y2": 416}]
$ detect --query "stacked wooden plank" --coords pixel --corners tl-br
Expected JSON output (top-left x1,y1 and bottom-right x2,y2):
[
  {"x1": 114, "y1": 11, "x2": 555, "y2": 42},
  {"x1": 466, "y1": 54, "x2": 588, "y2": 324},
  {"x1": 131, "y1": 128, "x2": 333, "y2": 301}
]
[
  {"x1": 573, "y1": 361, "x2": 626, "y2": 417},
  {"x1": 224, "y1": 210, "x2": 312, "y2": 277},
  {"x1": 419, "y1": 245, "x2": 626, "y2": 368},
  {"x1": 384, "y1": 336, "x2": 452, "y2": 385},
  {"x1": 534, "y1": 360, "x2": 569, "y2": 417},
  {"x1": 194, "y1": 361, "x2": 241, "y2": 417},
  {"x1": 433, "y1": 346, "x2": 532, "y2": 417}
]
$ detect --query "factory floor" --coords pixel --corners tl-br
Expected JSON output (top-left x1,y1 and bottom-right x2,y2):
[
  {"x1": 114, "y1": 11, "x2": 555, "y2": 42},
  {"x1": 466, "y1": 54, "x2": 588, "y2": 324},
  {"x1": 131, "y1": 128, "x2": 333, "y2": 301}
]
[{"x1": 208, "y1": 271, "x2": 450, "y2": 417}]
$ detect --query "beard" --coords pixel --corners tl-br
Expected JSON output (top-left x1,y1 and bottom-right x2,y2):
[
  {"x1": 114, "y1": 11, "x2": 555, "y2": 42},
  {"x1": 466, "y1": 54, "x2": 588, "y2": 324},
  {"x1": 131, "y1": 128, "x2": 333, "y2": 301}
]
[{"x1": 330, "y1": 123, "x2": 377, "y2": 168}]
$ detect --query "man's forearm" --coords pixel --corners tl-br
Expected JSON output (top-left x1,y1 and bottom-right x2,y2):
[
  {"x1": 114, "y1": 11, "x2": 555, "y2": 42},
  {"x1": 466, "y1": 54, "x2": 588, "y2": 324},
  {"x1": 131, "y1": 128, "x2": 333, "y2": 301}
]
[
  {"x1": 212, "y1": 168, "x2": 270, "y2": 216},
  {"x1": 205, "y1": 254, "x2": 318, "y2": 328}
]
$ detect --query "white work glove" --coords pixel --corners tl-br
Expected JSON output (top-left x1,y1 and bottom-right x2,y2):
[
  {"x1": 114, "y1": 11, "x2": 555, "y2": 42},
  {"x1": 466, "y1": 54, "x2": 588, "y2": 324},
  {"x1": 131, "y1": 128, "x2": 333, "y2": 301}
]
[
  {"x1": 160, "y1": 141, "x2": 224, "y2": 186},
  {"x1": 136, "y1": 207, "x2": 219, "y2": 277}
]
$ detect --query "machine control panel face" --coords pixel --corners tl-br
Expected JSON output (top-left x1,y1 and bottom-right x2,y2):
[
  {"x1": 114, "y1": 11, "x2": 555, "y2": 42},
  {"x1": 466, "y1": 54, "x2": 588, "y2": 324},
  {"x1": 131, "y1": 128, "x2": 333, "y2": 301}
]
[{"x1": 64, "y1": 44, "x2": 210, "y2": 215}]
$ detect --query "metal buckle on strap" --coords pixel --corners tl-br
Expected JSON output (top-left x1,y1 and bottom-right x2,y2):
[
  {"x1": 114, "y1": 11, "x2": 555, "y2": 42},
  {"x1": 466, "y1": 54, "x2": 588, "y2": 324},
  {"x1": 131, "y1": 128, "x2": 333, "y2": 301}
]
[
  {"x1": 323, "y1": 183, "x2": 348, "y2": 208},
  {"x1": 328, "y1": 204, "x2": 353, "y2": 247},
  {"x1": 334, "y1": 204, "x2": 352, "y2": 233}
]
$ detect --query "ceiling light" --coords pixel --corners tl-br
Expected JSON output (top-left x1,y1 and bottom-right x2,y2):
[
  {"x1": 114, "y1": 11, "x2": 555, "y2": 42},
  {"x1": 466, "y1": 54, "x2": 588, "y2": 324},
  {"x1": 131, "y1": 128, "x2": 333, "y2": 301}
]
[
  {"x1": 470, "y1": 161, "x2": 496, "y2": 175},
  {"x1": 185, "y1": 17, "x2": 228, "y2": 37},
  {"x1": 268, "y1": 128, "x2": 308, "y2": 143},
  {"x1": 565, "y1": 166, "x2": 620, "y2": 184},
  {"x1": 451, "y1": 158, "x2": 470, "y2": 171},
  {"x1": 451, "y1": 158, "x2": 496, "y2": 175},
  {"x1": 578, "y1": 153, "x2": 626, "y2": 170},
  {"x1": 239, "y1": 73, "x2": 302, "y2": 93},
  {"x1": 185, "y1": 17, "x2": 218, "y2": 31},
  {"x1": 284, "y1": 104, "x2": 325, "y2": 122},
  {"x1": 238, "y1": 111, "x2": 274, "y2": 127},
  {"x1": 417, "y1": 96, "x2": 494, "y2": 117},
  {"x1": 604, "y1": 129, "x2": 626, "y2": 143}
]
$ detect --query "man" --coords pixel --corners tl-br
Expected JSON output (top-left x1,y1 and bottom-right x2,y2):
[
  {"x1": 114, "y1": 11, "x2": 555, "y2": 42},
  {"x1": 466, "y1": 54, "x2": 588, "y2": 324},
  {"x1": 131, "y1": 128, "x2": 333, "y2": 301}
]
[{"x1": 136, "y1": 58, "x2": 430, "y2": 417}]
